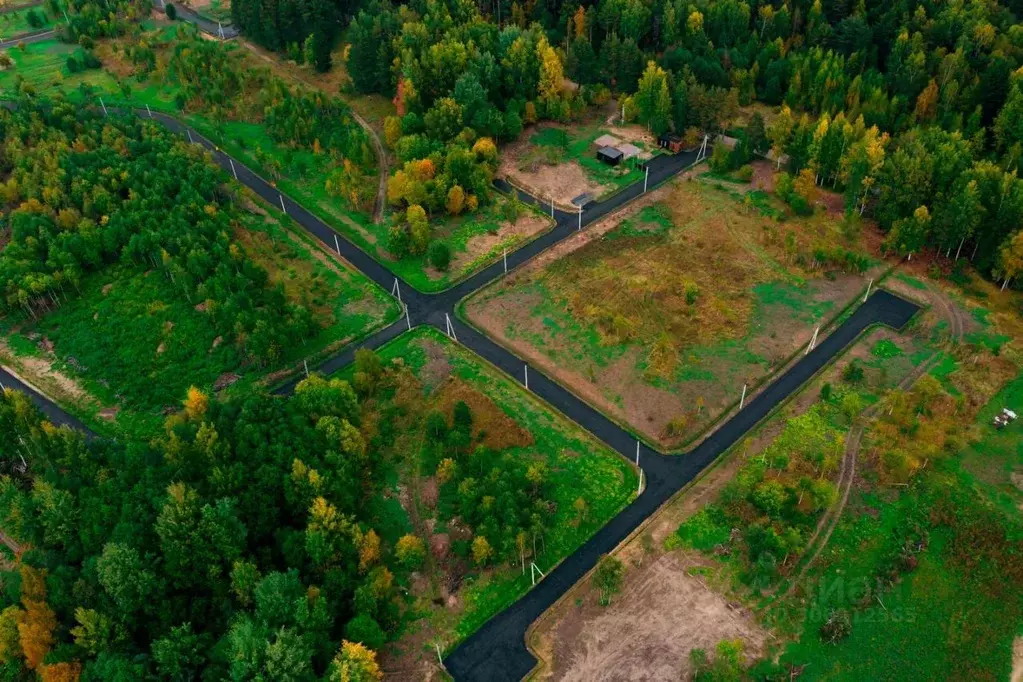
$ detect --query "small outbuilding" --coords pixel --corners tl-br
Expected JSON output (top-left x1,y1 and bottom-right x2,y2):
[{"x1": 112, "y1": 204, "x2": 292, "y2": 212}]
[
  {"x1": 597, "y1": 146, "x2": 623, "y2": 166},
  {"x1": 658, "y1": 133, "x2": 683, "y2": 153}
]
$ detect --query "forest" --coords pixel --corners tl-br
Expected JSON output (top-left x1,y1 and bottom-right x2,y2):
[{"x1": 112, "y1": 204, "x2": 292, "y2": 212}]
[
  {"x1": 328, "y1": 0, "x2": 1023, "y2": 284},
  {"x1": 0, "y1": 338, "x2": 585, "y2": 679},
  {"x1": 0, "y1": 98, "x2": 321, "y2": 369}
]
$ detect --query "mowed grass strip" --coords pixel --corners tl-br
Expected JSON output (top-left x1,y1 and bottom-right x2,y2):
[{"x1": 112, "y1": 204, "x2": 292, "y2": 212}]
[{"x1": 466, "y1": 180, "x2": 877, "y2": 447}]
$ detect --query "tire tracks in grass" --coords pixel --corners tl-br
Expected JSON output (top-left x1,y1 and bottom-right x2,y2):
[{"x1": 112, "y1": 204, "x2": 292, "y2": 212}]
[{"x1": 785, "y1": 281, "x2": 958, "y2": 595}]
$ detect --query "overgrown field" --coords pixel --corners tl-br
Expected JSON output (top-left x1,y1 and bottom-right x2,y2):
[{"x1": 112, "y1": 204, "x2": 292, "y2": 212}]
[
  {"x1": 464, "y1": 179, "x2": 881, "y2": 447},
  {"x1": 0, "y1": 5, "x2": 51, "y2": 39},
  {"x1": 335, "y1": 327, "x2": 637, "y2": 673},
  {"x1": 662, "y1": 273, "x2": 1023, "y2": 680},
  {"x1": 0, "y1": 191, "x2": 398, "y2": 437}
]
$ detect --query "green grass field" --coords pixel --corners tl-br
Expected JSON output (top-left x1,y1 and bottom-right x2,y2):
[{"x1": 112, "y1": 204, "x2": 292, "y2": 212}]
[
  {"x1": 0, "y1": 204, "x2": 399, "y2": 437},
  {"x1": 465, "y1": 181, "x2": 879, "y2": 448},
  {"x1": 0, "y1": 6, "x2": 51, "y2": 40},
  {"x1": 339, "y1": 327, "x2": 638, "y2": 649}
]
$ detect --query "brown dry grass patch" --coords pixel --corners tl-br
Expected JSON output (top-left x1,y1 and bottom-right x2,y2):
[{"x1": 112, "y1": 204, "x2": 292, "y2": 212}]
[{"x1": 432, "y1": 377, "x2": 533, "y2": 451}]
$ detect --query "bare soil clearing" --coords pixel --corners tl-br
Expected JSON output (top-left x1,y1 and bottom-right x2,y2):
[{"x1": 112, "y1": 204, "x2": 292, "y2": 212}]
[
  {"x1": 500, "y1": 154, "x2": 606, "y2": 206},
  {"x1": 544, "y1": 553, "x2": 768, "y2": 682}
]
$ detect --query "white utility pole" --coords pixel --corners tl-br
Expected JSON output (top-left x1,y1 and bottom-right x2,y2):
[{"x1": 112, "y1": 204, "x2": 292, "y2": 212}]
[
  {"x1": 863, "y1": 278, "x2": 873, "y2": 302},
  {"x1": 524, "y1": 364, "x2": 529, "y2": 390},
  {"x1": 405, "y1": 306, "x2": 412, "y2": 330},
  {"x1": 530, "y1": 562, "x2": 545, "y2": 586},
  {"x1": 392, "y1": 278, "x2": 402, "y2": 306},
  {"x1": 279, "y1": 194, "x2": 286, "y2": 214},
  {"x1": 806, "y1": 326, "x2": 820, "y2": 355},
  {"x1": 550, "y1": 196, "x2": 554, "y2": 218},
  {"x1": 99, "y1": 97, "x2": 107, "y2": 116},
  {"x1": 740, "y1": 383, "x2": 747, "y2": 410},
  {"x1": 445, "y1": 313, "x2": 457, "y2": 341},
  {"x1": 577, "y1": 206, "x2": 582, "y2": 231},
  {"x1": 146, "y1": 104, "x2": 152, "y2": 118},
  {"x1": 303, "y1": 360, "x2": 309, "y2": 377},
  {"x1": 334, "y1": 234, "x2": 341, "y2": 255},
  {"x1": 644, "y1": 165, "x2": 649, "y2": 193},
  {"x1": 503, "y1": 248, "x2": 508, "y2": 273},
  {"x1": 229, "y1": 158, "x2": 238, "y2": 180},
  {"x1": 637, "y1": 469, "x2": 643, "y2": 496}
]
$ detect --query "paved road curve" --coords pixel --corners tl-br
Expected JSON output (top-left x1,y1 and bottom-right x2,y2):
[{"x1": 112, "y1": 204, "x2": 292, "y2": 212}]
[{"x1": 1, "y1": 105, "x2": 920, "y2": 681}]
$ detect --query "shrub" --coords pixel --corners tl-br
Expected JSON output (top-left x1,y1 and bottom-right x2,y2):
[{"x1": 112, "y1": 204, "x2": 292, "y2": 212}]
[
  {"x1": 25, "y1": 9, "x2": 44, "y2": 28},
  {"x1": 66, "y1": 55, "x2": 80, "y2": 73},
  {"x1": 387, "y1": 223, "x2": 411, "y2": 259},
  {"x1": 428, "y1": 241, "x2": 451, "y2": 271},
  {"x1": 736, "y1": 164, "x2": 754, "y2": 182},
  {"x1": 593, "y1": 554, "x2": 624, "y2": 606},
  {"x1": 165, "y1": 3, "x2": 177, "y2": 19},
  {"x1": 820, "y1": 609, "x2": 852, "y2": 643},
  {"x1": 842, "y1": 361, "x2": 865, "y2": 384}
]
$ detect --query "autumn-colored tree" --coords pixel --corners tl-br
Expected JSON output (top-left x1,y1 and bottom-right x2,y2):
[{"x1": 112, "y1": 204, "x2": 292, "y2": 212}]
[
  {"x1": 914, "y1": 79, "x2": 939, "y2": 122},
  {"x1": 383, "y1": 116, "x2": 402, "y2": 150},
  {"x1": 436, "y1": 457, "x2": 457, "y2": 483},
  {"x1": 407, "y1": 205, "x2": 430, "y2": 255},
  {"x1": 17, "y1": 566, "x2": 56, "y2": 670},
  {"x1": 183, "y1": 386, "x2": 209, "y2": 420},
  {"x1": 328, "y1": 640, "x2": 383, "y2": 682},
  {"x1": 573, "y1": 6, "x2": 586, "y2": 39},
  {"x1": 536, "y1": 35, "x2": 566, "y2": 120},
  {"x1": 40, "y1": 661, "x2": 82, "y2": 682},
  {"x1": 471, "y1": 536, "x2": 494, "y2": 566},
  {"x1": 358, "y1": 529, "x2": 381, "y2": 572},
  {"x1": 446, "y1": 185, "x2": 466, "y2": 216},
  {"x1": 395, "y1": 534, "x2": 426, "y2": 569},
  {"x1": 996, "y1": 230, "x2": 1023, "y2": 290}
]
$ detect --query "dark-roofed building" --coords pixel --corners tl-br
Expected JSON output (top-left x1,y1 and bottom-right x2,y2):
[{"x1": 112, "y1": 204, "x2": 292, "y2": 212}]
[
  {"x1": 596, "y1": 146, "x2": 623, "y2": 166},
  {"x1": 658, "y1": 133, "x2": 683, "y2": 153}
]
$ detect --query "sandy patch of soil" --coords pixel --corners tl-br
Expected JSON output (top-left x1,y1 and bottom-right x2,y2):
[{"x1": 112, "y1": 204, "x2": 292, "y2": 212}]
[
  {"x1": 607, "y1": 123, "x2": 656, "y2": 147},
  {"x1": 1012, "y1": 636, "x2": 1023, "y2": 682},
  {"x1": 434, "y1": 213, "x2": 551, "y2": 281},
  {"x1": 545, "y1": 554, "x2": 768, "y2": 682},
  {"x1": 0, "y1": 339, "x2": 97, "y2": 408},
  {"x1": 501, "y1": 158, "x2": 607, "y2": 207},
  {"x1": 750, "y1": 160, "x2": 777, "y2": 192}
]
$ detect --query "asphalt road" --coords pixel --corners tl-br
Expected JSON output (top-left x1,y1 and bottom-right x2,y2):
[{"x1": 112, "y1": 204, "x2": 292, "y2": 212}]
[
  {"x1": 0, "y1": 26, "x2": 56, "y2": 47},
  {"x1": 0, "y1": 367, "x2": 94, "y2": 436},
  {"x1": 0, "y1": 106, "x2": 921, "y2": 681}
]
